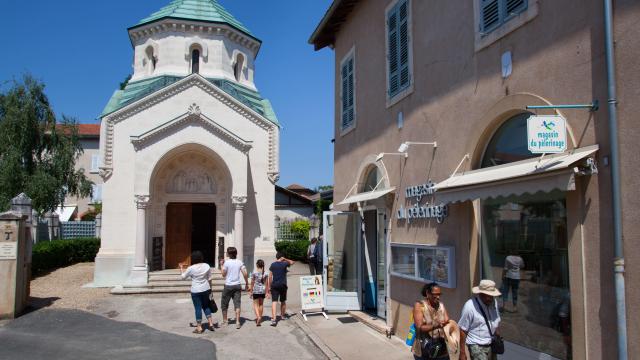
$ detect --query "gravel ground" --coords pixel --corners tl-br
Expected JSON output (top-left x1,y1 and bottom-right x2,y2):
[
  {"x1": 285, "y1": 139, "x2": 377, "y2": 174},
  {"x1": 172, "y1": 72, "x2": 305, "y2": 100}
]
[{"x1": 29, "y1": 262, "x2": 110, "y2": 311}]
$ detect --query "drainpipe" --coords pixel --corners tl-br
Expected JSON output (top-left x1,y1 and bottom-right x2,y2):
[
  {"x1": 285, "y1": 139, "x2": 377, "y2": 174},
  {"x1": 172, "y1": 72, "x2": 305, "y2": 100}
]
[{"x1": 603, "y1": 0, "x2": 627, "y2": 359}]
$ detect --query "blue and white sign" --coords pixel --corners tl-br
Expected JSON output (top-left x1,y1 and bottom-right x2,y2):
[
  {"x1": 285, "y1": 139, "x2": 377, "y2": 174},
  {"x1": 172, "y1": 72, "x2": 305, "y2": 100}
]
[{"x1": 527, "y1": 115, "x2": 567, "y2": 153}]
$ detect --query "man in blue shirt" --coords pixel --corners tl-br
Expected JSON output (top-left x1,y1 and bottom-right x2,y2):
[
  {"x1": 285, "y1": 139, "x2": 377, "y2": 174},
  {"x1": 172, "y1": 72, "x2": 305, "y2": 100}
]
[{"x1": 268, "y1": 251, "x2": 295, "y2": 326}]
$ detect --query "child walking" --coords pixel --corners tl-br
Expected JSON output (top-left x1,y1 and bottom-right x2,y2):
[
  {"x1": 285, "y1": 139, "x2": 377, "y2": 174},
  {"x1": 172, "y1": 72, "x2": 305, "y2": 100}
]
[{"x1": 250, "y1": 259, "x2": 268, "y2": 326}]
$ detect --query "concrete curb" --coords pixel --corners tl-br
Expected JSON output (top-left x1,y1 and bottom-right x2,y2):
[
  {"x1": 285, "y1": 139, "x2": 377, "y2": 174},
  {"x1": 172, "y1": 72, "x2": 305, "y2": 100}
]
[{"x1": 292, "y1": 314, "x2": 340, "y2": 360}]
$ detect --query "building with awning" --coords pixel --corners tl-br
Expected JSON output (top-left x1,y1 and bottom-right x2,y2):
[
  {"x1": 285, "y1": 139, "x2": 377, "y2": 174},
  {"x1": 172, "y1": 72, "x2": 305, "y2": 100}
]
[{"x1": 310, "y1": 1, "x2": 640, "y2": 359}]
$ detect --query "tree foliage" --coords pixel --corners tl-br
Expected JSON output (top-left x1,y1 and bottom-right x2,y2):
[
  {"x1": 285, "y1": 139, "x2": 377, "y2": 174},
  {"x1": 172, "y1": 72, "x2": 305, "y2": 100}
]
[{"x1": 0, "y1": 75, "x2": 93, "y2": 213}]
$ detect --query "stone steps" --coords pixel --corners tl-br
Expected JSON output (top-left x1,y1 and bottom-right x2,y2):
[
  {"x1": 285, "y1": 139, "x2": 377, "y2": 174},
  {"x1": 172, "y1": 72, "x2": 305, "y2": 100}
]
[{"x1": 111, "y1": 268, "x2": 226, "y2": 295}]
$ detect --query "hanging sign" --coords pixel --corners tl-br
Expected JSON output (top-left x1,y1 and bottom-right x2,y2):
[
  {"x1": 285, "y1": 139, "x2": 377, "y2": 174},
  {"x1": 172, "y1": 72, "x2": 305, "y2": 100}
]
[
  {"x1": 300, "y1": 275, "x2": 324, "y2": 310},
  {"x1": 527, "y1": 115, "x2": 567, "y2": 153}
]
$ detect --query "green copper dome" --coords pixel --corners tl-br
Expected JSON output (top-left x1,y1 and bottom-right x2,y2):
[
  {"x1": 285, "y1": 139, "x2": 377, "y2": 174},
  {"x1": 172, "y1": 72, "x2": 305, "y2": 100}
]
[{"x1": 132, "y1": 0, "x2": 257, "y2": 40}]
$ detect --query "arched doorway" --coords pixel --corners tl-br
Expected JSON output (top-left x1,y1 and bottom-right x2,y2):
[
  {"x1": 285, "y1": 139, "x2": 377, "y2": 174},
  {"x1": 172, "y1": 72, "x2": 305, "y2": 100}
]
[{"x1": 149, "y1": 145, "x2": 232, "y2": 269}]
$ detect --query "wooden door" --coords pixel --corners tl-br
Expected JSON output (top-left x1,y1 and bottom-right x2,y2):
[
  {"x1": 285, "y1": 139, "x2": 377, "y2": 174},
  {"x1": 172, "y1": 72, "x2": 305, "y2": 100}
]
[{"x1": 165, "y1": 203, "x2": 192, "y2": 268}]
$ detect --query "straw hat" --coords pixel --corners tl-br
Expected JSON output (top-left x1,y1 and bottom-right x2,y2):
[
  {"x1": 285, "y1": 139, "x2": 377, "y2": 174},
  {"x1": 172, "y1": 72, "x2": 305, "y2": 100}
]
[
  {"x1": 472, "y1": 279, "x2": 502, "y2": 297},
  {"x1": 443, "y1": 321, "x2": 461, "y2": 360}
]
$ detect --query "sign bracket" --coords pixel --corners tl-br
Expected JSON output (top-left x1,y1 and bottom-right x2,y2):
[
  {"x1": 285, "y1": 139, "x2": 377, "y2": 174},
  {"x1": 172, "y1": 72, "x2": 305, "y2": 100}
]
[{"x1": 526, "y1": 100, "x2": 599, "y2": 112}]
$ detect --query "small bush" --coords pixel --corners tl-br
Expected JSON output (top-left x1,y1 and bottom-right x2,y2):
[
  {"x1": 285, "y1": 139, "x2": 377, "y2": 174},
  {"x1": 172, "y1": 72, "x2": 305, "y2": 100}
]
[
  {"x1": 31, "y1": 237, "x2": 100, "y2": 276},
  {"x1": 275, "y1": 239, "x2": 310, "y2": 262},
  {"x1": 290, "y1": 219, "x2": 310, "y2": 240}
]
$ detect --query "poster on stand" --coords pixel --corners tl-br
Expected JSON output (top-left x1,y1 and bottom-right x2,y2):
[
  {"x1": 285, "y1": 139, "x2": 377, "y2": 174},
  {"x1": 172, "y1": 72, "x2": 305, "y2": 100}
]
[{"x1": 300, "y1": 275, "x2": 325, "y2": 311}]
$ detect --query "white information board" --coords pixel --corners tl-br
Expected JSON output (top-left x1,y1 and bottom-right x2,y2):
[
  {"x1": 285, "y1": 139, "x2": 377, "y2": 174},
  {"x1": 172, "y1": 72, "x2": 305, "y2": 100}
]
[
  {"x1": 0, "y1": 242, "x2": 17, "y2": 260},
  {"x1": 527, "y1": 115, "x2": 567, "y2": 153},
  {"x1": 300, "y1": 275, "x2": 325, "y2": 310}
]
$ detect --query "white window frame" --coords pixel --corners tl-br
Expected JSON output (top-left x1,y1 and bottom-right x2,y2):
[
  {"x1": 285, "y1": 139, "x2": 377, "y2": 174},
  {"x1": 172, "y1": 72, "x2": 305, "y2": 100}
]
[
  {"x1": 474, "y1": 0, "x2": 539, "y2": 52},
  {"x1": 90, "y1": 153, "x2": 100, "y2": 174},
  {"x1": 91, "y1": 184, "x2": 102, "y2": 203},
  {"x1": 339, "y1": 46, "x2": 356, "y2": 136},
  {"x1": 385, "y1": 0, "x2": 414, "y2": 108}
]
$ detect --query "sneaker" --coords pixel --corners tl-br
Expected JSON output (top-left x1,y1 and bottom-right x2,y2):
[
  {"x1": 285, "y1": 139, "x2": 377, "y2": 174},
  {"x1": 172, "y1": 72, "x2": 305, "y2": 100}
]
[
  {"x1": 270, "y1": 320, "x2": 277, "y2": 327},
  {"x1": 236, "y1": 322, "x2": 241, "y2": 329}
]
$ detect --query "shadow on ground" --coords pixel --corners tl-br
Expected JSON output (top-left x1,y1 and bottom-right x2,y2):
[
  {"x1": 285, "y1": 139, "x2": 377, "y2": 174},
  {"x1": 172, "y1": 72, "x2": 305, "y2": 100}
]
[{"x1": 0, "y1": 309, "x2": 216, "y2": 360}]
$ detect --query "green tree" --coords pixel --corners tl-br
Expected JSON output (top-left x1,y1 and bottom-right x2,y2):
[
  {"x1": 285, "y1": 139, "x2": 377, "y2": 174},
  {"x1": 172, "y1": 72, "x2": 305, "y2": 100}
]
[{"x1": 0, "y1": 75, "x2": 93, "y2": 213}]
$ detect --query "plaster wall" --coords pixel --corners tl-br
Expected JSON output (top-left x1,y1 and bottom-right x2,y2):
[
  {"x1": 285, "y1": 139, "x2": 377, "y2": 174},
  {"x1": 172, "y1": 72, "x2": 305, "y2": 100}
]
[
  {"x1": 64, "y1": 138, "x2": 102, "y2": 219},
  {"x1": 328, "y1": 0, "x2": 640, "y2": 357},
  {"x1": 130, "y1": 26, "x2": 256, "y2": 89}
]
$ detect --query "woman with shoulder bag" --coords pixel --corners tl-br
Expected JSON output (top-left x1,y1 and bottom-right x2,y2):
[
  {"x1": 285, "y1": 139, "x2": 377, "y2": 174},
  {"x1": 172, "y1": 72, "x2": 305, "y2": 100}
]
[
  {"x1": 412, "y1": 283, "x2": 451, "y2": 360},
  {"x1": 180, "y1": 251, "x2": 215, "y2": 334}
]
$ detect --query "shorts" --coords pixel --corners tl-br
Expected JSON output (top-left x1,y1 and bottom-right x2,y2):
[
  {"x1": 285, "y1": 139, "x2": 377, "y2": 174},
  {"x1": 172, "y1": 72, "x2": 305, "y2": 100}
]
[
  {"x1": 270, "y1": 284, "x2": 288, "y2": 302},
  {"x1": 221, "y1": 285, "x2": 242, "y2": 311},
  {"x1": 252, "y1": 293, "x2": 266, "y2": 300}
]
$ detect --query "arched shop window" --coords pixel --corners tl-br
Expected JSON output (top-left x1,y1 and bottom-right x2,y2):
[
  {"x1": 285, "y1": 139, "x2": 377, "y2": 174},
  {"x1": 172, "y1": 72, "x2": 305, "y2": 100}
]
[
  {"x1": 362, "y1": 166, "x2": 383, "y2": 192},
  {"x1": 480, "y1": 113, "x2": 571, "y2": 359}
]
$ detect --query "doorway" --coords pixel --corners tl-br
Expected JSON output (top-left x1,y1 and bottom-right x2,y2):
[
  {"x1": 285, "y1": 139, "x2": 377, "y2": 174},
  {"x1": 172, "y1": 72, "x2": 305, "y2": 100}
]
[
  {"x1": 165, "y1": 203, "x2": 216, "y2": 268},
  {"x1": 362, "y1": 209, "x2": 387, "y2": 319}
]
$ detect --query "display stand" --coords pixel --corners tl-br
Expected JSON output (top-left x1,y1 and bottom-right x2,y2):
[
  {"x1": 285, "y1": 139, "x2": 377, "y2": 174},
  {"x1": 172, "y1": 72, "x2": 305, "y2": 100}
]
[{"x1": 299, "y1": 275, "x2": 329, "y2": 321}]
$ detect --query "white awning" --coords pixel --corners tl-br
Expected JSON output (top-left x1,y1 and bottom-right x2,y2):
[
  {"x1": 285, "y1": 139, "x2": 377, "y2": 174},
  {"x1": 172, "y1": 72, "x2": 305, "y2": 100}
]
[
  {"x1": 55, "y1": 205, "x2": 77, "y2": 222},
  {"x1": 338, "y1": 187, "x2": 396, "y2": 205},
  {"x1": 434, "y1": 145, "x2": 598, "y2": 204}
]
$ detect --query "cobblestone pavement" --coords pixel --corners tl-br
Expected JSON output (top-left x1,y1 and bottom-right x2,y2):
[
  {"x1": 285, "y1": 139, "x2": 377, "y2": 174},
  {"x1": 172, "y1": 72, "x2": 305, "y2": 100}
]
[{"x1": 0, "y1": 262, "x2": 326, "y2": 360}]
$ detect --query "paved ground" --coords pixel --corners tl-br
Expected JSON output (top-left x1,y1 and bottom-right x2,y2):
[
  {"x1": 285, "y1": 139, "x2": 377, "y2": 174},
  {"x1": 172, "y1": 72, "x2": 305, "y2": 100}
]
[{"x1": 0, "y1": 262, "x2": 325, "y2": 360}]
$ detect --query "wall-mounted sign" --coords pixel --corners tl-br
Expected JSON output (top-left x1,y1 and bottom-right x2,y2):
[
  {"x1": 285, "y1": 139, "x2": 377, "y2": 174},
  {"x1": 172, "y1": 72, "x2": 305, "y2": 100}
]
[
  {"x1": 0, "y1": 242, "x2": 17, "y2": 260},
  {"x1": 527, "y1": 115, "x2": 567, "y2": 153},
  {"x1": 398, "y1": 180, "x2": 448, "y2": 224}
]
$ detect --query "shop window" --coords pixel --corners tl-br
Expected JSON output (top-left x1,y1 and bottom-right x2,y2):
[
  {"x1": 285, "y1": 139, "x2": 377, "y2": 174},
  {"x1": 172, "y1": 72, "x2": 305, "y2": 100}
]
[
  {"x1": 480, "y1": 0, "x2": 528, "y2": 34},
  {"x1": 390, "y1": 244, "x2": 456, "y2": 288},
  {"x1": 480, "y1": 113, "x2": 571, "y2": 359},
  {"x1": 386, "y1": 0, "x2": 412, "y2": 102}
]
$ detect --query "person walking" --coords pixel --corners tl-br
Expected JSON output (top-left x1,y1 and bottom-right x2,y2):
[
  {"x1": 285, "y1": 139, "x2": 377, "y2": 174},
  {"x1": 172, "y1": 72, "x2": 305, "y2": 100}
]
[
  {"x1": 268, "y1": 251, "x2": 295, "y2": 326},
  {"x1": 501, "y1": 251, "x2": 524, "y2": 312},
  {"x1": 249, "y1": 259, "x2": 268, "y2": 326},
  {"x1": 180, "y1": 251, "x2": 214, "y2": 334},
  {"x1": 412, "y1": 282, "x2": 452, "y2": 360},
  {"x1": 220, "y1": 247, "x2": 248, "y2": 329},
  {"x1": 458, "y1": 280, "x2": 502, "y2": 360},
  {"x1": 307, "y1": 238, "x2": 319, "y2": 275}
]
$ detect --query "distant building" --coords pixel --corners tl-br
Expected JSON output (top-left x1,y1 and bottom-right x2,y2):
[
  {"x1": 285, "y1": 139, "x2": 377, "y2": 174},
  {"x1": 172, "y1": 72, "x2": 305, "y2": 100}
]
[{"x1": 275, "y1": 185, "x2": 315, "y2": 220}]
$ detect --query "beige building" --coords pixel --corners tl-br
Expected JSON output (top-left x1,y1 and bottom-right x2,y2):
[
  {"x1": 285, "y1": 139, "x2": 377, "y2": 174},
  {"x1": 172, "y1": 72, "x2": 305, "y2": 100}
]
[
  {"x1": 62, "y1": 124, "x2": 102, "y2": 220},
  {"x1": 311, "y1": 0, "x2": 639, "y2": 359}
]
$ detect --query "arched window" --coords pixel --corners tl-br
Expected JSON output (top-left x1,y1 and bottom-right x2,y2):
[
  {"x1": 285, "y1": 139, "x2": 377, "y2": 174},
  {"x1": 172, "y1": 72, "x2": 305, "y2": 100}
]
[
  {"x1": 191, "y1": 49, "x2": 200, "y2": 74},
  {"x1": 481, "y1": 112, "x2": 535, "y2": 168},
  {"x1": 479, "y1": 112, "x2": 570, "y2": 357},
  {"x1": 362, "y1": 166, "x2": 383, "y2": 192},
  {"x1": 145, "y1": 46, "x2": 157, "y2": 75},
  {"x1": 234, "y1": 53, "x2": 245, "y2": 82}
]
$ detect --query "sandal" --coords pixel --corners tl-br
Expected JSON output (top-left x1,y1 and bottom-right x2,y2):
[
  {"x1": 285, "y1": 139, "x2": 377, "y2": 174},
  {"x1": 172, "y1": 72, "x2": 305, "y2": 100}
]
[{"x1": 192, "y1": 328, "x2": 204, "y2": 334}]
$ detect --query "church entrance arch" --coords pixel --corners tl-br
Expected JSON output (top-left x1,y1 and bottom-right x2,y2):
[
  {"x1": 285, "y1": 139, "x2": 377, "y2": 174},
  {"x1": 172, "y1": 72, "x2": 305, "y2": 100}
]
[{"x1": 149, "y1": 144, "x2": 232, "y2": 269}]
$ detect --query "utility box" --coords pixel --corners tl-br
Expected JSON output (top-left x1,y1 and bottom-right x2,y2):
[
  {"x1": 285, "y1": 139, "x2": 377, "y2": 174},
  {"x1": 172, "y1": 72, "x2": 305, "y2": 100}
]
[{"x1": 0, "y1": 211, "x2": 31, "y2": 319}]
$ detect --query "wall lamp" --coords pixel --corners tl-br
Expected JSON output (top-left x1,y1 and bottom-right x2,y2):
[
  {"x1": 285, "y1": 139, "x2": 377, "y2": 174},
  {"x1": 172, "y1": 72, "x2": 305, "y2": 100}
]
[
  {"x1": 375, "y1": 152, "x2": 408, "y2": 162},
  {"x1": 397, "y1": 141, "x2": 437, "y2": 153}
]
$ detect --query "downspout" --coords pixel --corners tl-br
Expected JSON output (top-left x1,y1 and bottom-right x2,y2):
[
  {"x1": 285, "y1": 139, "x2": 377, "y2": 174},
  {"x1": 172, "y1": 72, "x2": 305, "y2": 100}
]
[{"x1": 602, "y1": 0, "x2": 627, "y2": 359}]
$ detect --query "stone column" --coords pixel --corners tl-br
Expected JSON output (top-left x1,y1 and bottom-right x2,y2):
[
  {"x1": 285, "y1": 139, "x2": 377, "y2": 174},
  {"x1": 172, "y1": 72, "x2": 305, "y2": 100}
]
[
  {"x1": 127, "y1": 195, "x2": 150, "y2": 286},
  {"x1": 232, "y1": 195, "x2": 247, "y2": 262}
]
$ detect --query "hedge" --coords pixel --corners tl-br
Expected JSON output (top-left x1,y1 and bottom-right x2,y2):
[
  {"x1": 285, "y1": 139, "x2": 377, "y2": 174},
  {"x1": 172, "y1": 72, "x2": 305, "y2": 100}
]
[
  {"x1": 31, "y1": 237, "x2": 100, "y2": 276},
  {"x1": 274, "y1": 239, "x2": 310, "y2": 262}
]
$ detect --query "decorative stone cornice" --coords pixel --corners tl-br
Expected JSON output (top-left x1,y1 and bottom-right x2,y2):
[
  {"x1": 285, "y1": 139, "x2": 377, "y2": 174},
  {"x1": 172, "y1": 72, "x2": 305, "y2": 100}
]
[
  {"x1": 102, "y1": 75, "x2": 278, "y2": 177},
  {"x1": 98, "y1": 167, "x2": 113, "y2": 181},
  {"x1": 129, "y1": 106, "x2": 253, "y2": 153},
  {"x1": 267, "y1": 173, "x2": 280, "y2": 184},
  {"x1": 135, "y1": 195, "x2": 151, "y2": 209},
  {"x1": 129, "y1": 20, "x2": 261, "y2": 54}
]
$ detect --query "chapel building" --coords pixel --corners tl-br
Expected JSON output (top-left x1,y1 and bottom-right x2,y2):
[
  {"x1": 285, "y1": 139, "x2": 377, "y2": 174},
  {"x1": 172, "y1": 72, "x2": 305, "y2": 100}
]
[{"x1": 94, "y1": 0, "x2": 279, "y2": 286}]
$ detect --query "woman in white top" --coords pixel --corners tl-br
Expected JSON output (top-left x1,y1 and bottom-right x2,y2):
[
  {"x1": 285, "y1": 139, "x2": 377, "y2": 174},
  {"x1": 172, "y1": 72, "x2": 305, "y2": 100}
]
[
  {"x1": 180, "y1": 251, "x2": 214, "y2": 333},
  {"x1": 501, "y1": 250, "x2": 525, "y2": 312}
]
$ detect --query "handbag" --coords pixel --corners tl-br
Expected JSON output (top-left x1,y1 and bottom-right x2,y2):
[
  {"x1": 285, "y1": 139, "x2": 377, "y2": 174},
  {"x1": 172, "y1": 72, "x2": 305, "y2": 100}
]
[
  {"x1": 209, "y1": 291, "x2": 218, "y2": 313},
  {"x1": 418, "y1": 301, "x2": 447, "y2": 359},
  {"x1": 406, "y1": 323, "x2": 417, "y2": 346},
  {"x1": 474, "y1": 298, "x2": 505, "y2": 355}
]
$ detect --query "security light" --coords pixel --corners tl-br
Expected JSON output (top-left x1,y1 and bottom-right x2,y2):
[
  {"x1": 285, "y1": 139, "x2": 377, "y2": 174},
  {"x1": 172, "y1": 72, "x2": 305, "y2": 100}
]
[{"x1": 397, "y1": 141, "x2": 437, "y2": 153}]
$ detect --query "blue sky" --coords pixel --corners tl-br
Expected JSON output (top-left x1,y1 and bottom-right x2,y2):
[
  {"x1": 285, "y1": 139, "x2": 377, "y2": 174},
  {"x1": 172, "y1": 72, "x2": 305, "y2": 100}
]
[{"x1": 0, "y1": 0, "x2": 335, "y2": 190}]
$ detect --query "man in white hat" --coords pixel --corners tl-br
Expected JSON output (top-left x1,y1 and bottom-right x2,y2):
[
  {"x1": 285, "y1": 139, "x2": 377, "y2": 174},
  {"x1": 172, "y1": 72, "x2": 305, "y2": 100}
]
[{"x1": 458, "y1": 279, "x2": 502, "y2": 360}]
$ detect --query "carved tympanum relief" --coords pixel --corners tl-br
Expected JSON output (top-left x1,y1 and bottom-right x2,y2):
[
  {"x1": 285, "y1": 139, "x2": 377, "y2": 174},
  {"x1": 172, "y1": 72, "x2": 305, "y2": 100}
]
[{"x1": 166, "y1": 167, "x2": 217, "y2": 194}]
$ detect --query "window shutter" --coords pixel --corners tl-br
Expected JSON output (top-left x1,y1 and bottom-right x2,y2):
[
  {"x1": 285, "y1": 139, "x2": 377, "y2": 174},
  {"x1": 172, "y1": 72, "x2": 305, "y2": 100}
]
[
  {"x1": 481, "y1": 0, "x2": 500, "y2": 32},
  {"x1": 398, "y1": 0, "x2": 410, "y2": 90},
  {"x1": 341, "y1": 57, "x2": 355, "y2": 130},
  {"x1": 505, "y1": 0, "x2": 527, "y2": 18},
  {"x1": 387, "y1": 4, "x2": 399, "y2": 97},
  {"x1": 91, "y1": 154, "x2": 99, "y2": 172}
]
